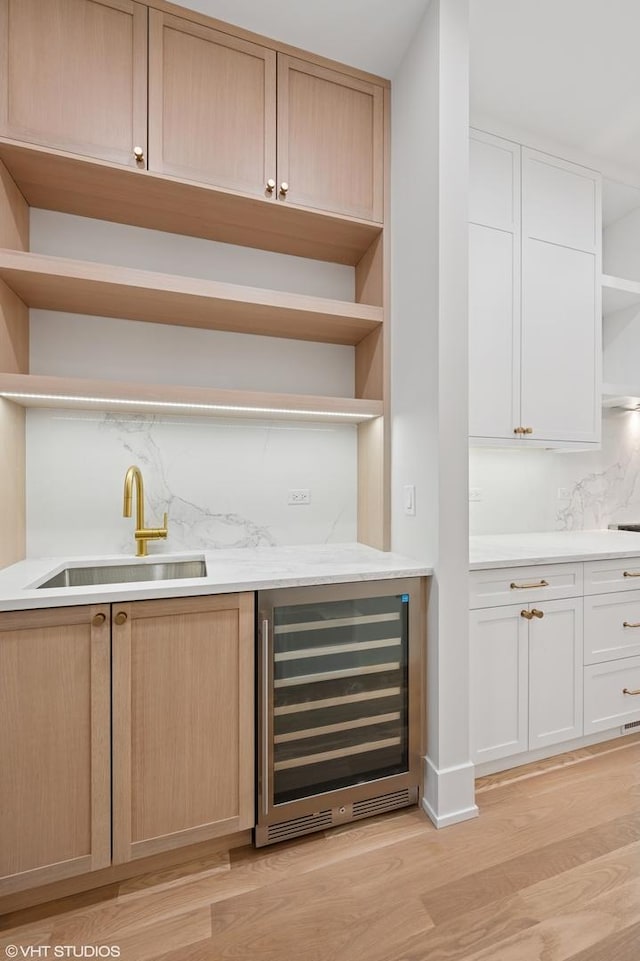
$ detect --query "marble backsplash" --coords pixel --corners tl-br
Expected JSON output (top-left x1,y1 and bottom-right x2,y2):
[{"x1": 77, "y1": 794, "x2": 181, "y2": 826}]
[
  {"x1": 469, "y1": 408, "x2": 640, "y2": 534},
  {"x1": 26, "y1": 409, "x2": 357, "y2": 557}
]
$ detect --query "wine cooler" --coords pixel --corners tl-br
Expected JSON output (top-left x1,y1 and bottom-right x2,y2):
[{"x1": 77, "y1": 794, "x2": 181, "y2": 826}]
[{"x1": 255, "y1": 578, "x2": 423, "y2": 846}]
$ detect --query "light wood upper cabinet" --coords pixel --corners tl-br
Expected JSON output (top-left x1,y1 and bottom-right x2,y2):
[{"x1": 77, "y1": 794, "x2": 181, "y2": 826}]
[
  {"x1": 0, "y1": 604, "x2": 111, "y2": 897},
  {"x1": 0, "y1": 0, "x2": 148, "y2": 167},
  {"x1": 277, "y1": 55, "x2": 384, "y2": 222},
  {"x1": 112, "y1": 592, "x2": 255, "y2": 863},
  {"x1": 148, "y1": 10, "x2": 276, "y2": 197}
]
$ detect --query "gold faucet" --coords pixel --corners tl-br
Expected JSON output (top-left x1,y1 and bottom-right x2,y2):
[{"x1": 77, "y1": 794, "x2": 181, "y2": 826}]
[{"x1": 122, "y1": 465, "x2": 168, "y2": 557}]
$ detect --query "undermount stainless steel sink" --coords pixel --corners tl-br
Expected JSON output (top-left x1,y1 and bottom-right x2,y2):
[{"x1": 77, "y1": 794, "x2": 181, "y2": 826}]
[{"x1": 37, "y1": 559, "x2": 207, "y2": 589}]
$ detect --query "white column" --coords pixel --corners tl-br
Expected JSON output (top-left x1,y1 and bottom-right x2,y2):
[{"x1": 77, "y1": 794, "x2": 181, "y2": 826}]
[{"x1": 391, "y1": 0, "x2": 477, "y2": 827}]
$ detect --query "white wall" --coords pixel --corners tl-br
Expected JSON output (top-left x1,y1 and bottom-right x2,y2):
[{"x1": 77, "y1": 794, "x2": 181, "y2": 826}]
[
  {"x1": 392, "y1": 0, "x2": 476, "y2": 827},
  {"x1": 25, "y1": 210, "x2": 359, "y2": 555},
  {"x1": 469, "y1": 410, "x2": 640, "y2": 534}
]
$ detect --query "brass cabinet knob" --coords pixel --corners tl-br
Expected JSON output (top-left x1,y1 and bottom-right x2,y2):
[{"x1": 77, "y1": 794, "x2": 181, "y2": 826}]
[
  {"x1": 523, "y1": 427, "x2": 533, "y2": 435},
  {"x1": 265, "y1": 178, "x2": 276, "y2": 193},
  {"x1": 279, "y1": 182, "x2": 289, "y2": 197},
  {"x1": 531, "y1": 608, "x2": 544, "y2": 618},
  {"x1": 133, "y1": 146, "x2": 145, "y2": 164},
  {"x1": 513, "y1": 427, "x2": 525, "y2": 435},
  {"x1": 114, "y1": 612, "x2": 128, "y2": 626},
  {"x1": 92, "y1": 612, "x2": 106, "y2": 627},
  {"x1": 520, "y1": 609, "x2": 534, "y2": 620}
]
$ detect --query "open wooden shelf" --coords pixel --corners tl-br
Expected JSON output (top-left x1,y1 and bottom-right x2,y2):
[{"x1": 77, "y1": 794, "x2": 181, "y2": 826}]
[
  {"x1": 0, "y1": 138, "x2": 382, "y2": 267},
  {"x1": 0, "y1": 373, "x2": 382, "y2": 423},
  {"x1": 0, "y1": 249, "x2": 382, "y2": 346},
  {"x1": 602, "y1": 274, "x2": 640, "y2": 316}
]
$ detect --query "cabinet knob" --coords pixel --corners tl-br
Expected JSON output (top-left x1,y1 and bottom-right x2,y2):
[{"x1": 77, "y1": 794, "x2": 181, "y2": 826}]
[
  {"x1": 520, "y1": 609, "x2": 534, "y2": 620},
  {"x1": 265, "y1": 179, "x2": 276, "y2": 194},
  {"x1": 622, "y1": 687, "x2": 640, "y2": 696},
  {"x1": 531, "y1": 608, "x2": 544, "y2": 619},
  {"x1": 114, "y1": 611, "x2": 128, "y2": 626},
  {"x1": 279, "y1": 182, "x2": 289, "y2": 197},
  {"x1": 133, "y1": 146, "x2": 145, "y2": 164},
  {"x1": 92, "y1": 612, "x2": 106, "y2": 627}
]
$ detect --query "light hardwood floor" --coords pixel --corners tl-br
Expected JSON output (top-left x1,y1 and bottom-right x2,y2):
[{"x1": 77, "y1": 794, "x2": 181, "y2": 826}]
[{"x1": 2, "y1": 734, "x2": 640, "y2": 960}]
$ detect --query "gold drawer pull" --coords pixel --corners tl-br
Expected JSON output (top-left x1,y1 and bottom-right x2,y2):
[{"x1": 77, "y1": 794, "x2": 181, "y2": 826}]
[
  {"x1": 623, "y1": 571, "x2": 640, "y2": 578},
  {"x1": 511, "y1": 580, "x2": 549, "y2": 590},
  {"x1": 531, "y1": 609, "x2": 544, "y2": 618},
  {"x1": 623, "y1": 621, "x2": 640, "y2": 628},
  {"x1": 622, "y1": 687, "x2": 640, "y2": 696},
  {"x1": 521, "y1": 609, "x2": 534, "y2": 620}
]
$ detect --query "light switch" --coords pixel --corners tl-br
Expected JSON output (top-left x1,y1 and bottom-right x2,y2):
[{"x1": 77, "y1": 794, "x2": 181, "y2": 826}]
[{"x1": 403, "y1": 485, "x2": 416, "y2": 516}]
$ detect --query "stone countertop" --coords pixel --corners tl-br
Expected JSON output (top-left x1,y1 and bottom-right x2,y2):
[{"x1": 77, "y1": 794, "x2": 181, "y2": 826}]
[
  {"x1": 0, "y1": 543, "x2": 432, "y2": 612},
  {"x1": 470, "y1": 530, "x2": 640, "y2": 570}
]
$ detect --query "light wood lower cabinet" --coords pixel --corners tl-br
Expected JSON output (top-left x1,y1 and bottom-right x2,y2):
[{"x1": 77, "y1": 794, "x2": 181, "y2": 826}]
[
  {"x1": 112, "y1": 593, "x2": 255, "y2": 862},
  {"x1": 1, "y1": 593, "x2": 255, "y2": 896},
  {"x1": 0, "y1": 604, "x2": 111, "y2": 897},
  {"x1": 0, "y1": 0, "x2": 148, "y2": 167}
]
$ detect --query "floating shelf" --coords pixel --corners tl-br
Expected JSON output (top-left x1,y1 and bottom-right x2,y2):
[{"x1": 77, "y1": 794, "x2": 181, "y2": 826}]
[
  {"x1": 0, "y1": 249, "x2": 382, "y2": 346},
  {"x1": 602, "y1": 274, "x2": 640, "y2": 316},
  {"x1": 0, "y1": 373, "x2": 383, "y2": 423},
  {"x1": 0, "y1": 138, "x2": 381, "y2": 267}
]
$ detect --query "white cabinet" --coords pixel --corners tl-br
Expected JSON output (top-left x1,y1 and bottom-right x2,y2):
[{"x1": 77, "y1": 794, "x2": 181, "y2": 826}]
[
  {"x1": 584, "y1": 656, "x2": 640, "y2": 734},
  {"x1": 520, "y1": 150, "x2": 601, "y2": 445},
  {"x1": 470, "y1": 573, "x2": 583, "y2": 765},
  {"x1": 584, "y1": 590, "x2": 640, "y2": 664},
  {"x1": 469, "y1": 130, "x2": 520, "y2": 442},
  {"x1": 528, "y1": 598, "x2": 583, "y2": 750},
  {"x1": 469, "y1": 131, "x2": 601, "y2": 447},
  {"x1": 470, "y1": 605, "x2": 528, "y2": 764}
]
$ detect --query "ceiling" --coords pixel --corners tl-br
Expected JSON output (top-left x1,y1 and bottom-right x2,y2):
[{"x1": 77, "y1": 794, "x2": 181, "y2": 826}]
[
  {"x1": 171, "y1": 0, "x2": 430, "y2": 77},
  {"x1": 470, "y1": 0, "x2": 640, "y2": 180}
]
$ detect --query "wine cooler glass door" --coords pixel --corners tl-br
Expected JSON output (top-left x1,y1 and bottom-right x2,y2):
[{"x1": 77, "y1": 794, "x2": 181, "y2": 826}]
[{"x1": 262, "y1": 590, "x2": 410, "y2": 809}]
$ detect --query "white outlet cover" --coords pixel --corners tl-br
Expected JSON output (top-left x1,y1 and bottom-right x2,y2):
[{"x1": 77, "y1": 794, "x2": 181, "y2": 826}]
[{"x1": 288, "y1": 489, "x2": 311, "y2": 505}]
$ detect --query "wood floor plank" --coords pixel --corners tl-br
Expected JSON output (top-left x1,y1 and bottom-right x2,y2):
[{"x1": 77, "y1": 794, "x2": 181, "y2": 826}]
[
  {"x1": 421, "y1": 811, "x2": 640, "y2": 923},
  {"x1": 3, "y1": 740, "x2": 640, "y2": 961}
]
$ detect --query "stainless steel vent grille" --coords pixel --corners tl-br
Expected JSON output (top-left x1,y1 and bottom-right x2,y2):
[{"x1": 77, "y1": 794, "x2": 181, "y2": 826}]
[
  {"x1": 265, "y1": 810, "x2": 333, "y2": 843},
  {"x1": 623, "y1": 720, "x2": 640, "y2": 731},
  {"x1": 352, "y1": 787, "x2": 416, "y2": 819}
]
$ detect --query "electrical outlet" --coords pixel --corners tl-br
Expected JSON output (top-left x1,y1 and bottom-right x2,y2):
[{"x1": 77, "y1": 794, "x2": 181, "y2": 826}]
[
  {"x1": 288, "y1": 489, "x2": 310, "y2": 505},
  {"x1": 469, "y1": 488, "x2": 482, "y2": 502},
  {"x1": 557, "y1": 487, "x2": 571, "y2": 500}
]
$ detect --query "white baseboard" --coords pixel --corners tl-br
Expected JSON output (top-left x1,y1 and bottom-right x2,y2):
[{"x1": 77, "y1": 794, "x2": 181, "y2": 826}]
[
  {"x1": 473, "y1": 728, "x2": 634, "y2": 779},
  {"x1": 422, "y1": 754, "x2": 479, "y2": 828}
]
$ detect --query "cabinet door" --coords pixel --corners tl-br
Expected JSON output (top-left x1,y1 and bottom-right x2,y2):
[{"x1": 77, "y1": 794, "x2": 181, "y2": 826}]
[
  {"x1": 0, "y1": 0, "x2": 147, "y2": 167},
  {"x1": 470, "y1": 605, "x2": 528, "y2": 764},
  {"x1": 528, "y1": 597, "x2": 583, "y2": 750},
  {"x1": 148, "y1": 11, "x2": 276, "y2": 197},
  {"x1": 521, "y1": 150, "x2": 601, "y2": 444},
  {"x1": 112, "y1": 593, "x2": 255, "y2": 863},
  {"x1": 469, "y1": 132, "x2": 521, "y2": 440},
  {"x1": 277, "y1": 55, "x2": 384, "y2": 221},
  {"x1": 0, "y1": 604, "x2": 111, "y2": 897}
]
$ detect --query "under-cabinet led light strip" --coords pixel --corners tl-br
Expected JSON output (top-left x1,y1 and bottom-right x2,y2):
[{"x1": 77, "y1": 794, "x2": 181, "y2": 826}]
[{"x1": 0, "y1": 392, "x2": 379, "y2": 420}]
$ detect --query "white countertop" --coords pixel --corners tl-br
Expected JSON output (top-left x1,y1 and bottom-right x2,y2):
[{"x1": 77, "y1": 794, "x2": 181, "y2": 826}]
[
  {"x1": 470, "y1": 530, "x2": 640, "y2": 570},
  {"x1": 0, "y1": 543, "x2": 432, "y2": 612}
]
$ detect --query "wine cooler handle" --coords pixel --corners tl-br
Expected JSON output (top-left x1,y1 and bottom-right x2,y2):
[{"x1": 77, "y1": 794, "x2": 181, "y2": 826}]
[{"x1": 262, "y1": 617, "x2": 270, "y2": 816}]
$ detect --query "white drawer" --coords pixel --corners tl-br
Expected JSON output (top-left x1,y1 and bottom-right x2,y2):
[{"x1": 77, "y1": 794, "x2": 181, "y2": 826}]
[
  {"x1": 584, "y1": 591, "x2": 640, "y2": 664},
  {"x1": 584, "y1": 557, "x2": 640, "y2": 595},
  {"x1": 469, "y1": 564, "x2": 582, "y2": 609},
  {"x1": 584, "y1": 656, "x2": 640, "y2": 733}
]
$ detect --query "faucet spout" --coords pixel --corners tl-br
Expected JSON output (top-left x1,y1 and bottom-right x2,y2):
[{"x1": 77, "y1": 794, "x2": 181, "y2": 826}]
[{"x1": 122, "y1": 465, "x2": 168, "y2": 557}]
